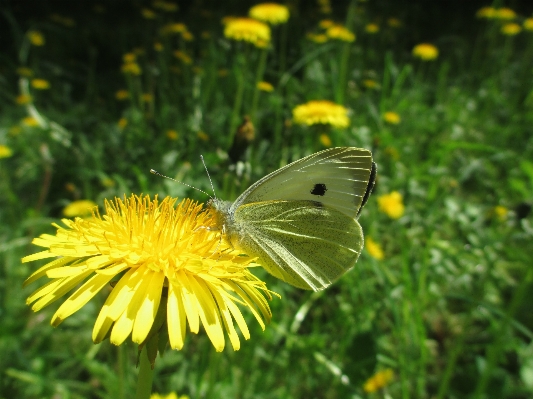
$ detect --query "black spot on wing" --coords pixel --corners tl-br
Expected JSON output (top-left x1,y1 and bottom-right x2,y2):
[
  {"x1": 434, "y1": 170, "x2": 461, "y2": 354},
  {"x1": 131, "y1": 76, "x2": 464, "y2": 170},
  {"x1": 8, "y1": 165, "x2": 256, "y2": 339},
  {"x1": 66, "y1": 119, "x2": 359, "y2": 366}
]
[{"x1": 310, "y1": 183, "x2": 328, "y2": 196}]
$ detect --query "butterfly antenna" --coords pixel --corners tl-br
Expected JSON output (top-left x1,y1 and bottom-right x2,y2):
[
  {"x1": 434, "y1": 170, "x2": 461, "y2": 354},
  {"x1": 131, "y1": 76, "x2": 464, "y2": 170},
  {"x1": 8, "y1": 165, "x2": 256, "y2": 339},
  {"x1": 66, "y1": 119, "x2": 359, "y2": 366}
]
[
  {"x1": 150, "y1": 169, "x2": 211, "y2": 198},
  {"x1": 200, "y1": 155, "x2": 217, "y2": 199}
]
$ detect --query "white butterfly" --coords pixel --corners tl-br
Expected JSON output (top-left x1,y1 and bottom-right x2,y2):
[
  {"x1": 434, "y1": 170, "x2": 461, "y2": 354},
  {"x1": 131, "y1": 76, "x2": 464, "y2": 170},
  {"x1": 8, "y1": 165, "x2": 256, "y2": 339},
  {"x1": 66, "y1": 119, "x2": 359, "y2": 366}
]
[{"x1": 209, "y1": 147, "x2": 376, "y2": 291}]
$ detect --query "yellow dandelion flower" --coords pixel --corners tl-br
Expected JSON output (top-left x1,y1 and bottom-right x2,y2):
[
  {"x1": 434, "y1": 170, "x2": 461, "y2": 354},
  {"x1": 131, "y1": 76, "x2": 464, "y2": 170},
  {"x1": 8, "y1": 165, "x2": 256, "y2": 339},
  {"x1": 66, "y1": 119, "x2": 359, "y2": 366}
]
[
  {"x1": 15, "y1": 94, "x2": 33, "y2": 105},
  {"x1": 9, "y1": 126, "x2": 22, "y2": 136},
  {"x1": 491, "y1": 205, "x2": 509, "y2": 221},
  {"x1": 412, "y1": 43, "x2": 438, "y2": 61},
  {"x1": 154, "y1": 42, "x2": 164, "y2": 51},
  {"x1": 31, "y1": 79, "x2": 51, "y2": 90},
  {"x1": 383, "y1": 111, "x2": 401, "y2": 125},
  {"x1": 142, "y1": 93, "x2": 153, "y2": 103},
  {"x1": 22, "y1": 116, "x2": 40, "y2": 127},
  {"x1": 27, "y1": 30, "x2": 45, "y2": 46},
  {"x1": 292, "y1": 100, "x2": 350, "y2": 128},
  {"x1": 319, "y1": 133, "x2": 332, "y2": 147},
  {"x1": 307, "y1": 33, "x2": 328, "y2": 43},
  {"x1": 23, "y1": 196, "x2": 273, "y2": 352},
  {"x1": 153, "y1": 1, "x2": 178, "y2": 12},
  {"x1": 123, "y1": 53, "x2": 136, "y2": 63},
  {"x1": 173, "y1": 50, "x2": 192, "y2": 64},
  {"x1": 326, "y1": 25, "x2": 355, "y2": 42},
  {"x1": 387, "y1": 17, "x2": 401, "y2": 27},
  {"x1": 363, "y1": 79, "x2": 379, "y2": 89},
  {"x1": 150, "y1": 392, "x2": 189, "y2": 399},
  {"x1": 0, "y1": 145, "x2": 13, "y2": 159},
  {"x1": 161, "y1": 23, "x2": 187, "y2": 35},
  {"x1": 141, "y1": 8, "x2": 157, "y2": 19},
  {"x1": 182, "y1": 31, "x2": 194, "y2": 41},
  {"x1": 249, "y1": 3, "x2": 290, "y2": 25},
  {"x1": 197, "y1": 131, "x2": 209, "y2": 141},
  {"x1": 365, "y1": 23, "x2": 380, "y2": 33},
  {"x1": 363, "y1": 369, "x2": 394, "y2": 393},
  {"x1": 101, "y1": 177, "x2": 115, "y2": 188},
  {"x1": 365, "y1": 237, "x2": 384, "y2": 260},
  {"x1": 378, "y1": 191, "x2": 404, "y2": 219},
  {"x1": 319, "y1": 19, "x2": 334, "y2": 29},
  {"x1": 121, "y1": 63, "x2": 142, "y2": 75},
  {"x1": 115, "y1": 90, "x2": 129, "y2": 100},
  {"x1": 524, "y1": 18, "x2": 533, "y2": 31},
  {"x1": 16, "y1": 67, "x2": 33, "y2": 77},
  {"x1": 166, "y1": 130, "x2": 179, "y2": 140},
  {"x1": 224, "y1": 18, "x2": 271, "y2": 47},
  {"x1": 65, "y1": 183, "x2": 77, "y2": 192},
  {"x1": 501, "y1": 23, "x2": 521, "y2": 36},
  {"x1": 495, "y1": 7, "x2": 516, "y2": 20},
  {"x1": 63, "y1": 200, "x2": 98, "y2": 218},
  {"x1": 476, "y1": 7, "x2": 496, "y2": 19},
  {"x1": 257, "y1": 81, "x2": 274, "y2": 92},
  {"x1": 118, "y1": 118, "x2": 128, "y2": 129}
]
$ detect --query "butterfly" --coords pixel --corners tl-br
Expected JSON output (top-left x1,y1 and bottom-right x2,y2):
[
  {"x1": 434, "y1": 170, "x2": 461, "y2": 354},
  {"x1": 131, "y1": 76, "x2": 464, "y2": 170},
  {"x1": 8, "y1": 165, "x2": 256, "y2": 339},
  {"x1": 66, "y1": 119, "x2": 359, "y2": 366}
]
[{"x1": 208, "y1": 147, "x2": 376, "y2": 291}]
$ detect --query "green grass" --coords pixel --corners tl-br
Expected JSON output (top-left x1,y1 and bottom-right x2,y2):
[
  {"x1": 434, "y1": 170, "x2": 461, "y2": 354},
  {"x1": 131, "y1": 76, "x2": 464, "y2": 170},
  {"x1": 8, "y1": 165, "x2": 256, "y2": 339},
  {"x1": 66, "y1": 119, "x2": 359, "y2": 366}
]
[{"x1": 1, "y1": 1, "x2": 533, "y2": 398}]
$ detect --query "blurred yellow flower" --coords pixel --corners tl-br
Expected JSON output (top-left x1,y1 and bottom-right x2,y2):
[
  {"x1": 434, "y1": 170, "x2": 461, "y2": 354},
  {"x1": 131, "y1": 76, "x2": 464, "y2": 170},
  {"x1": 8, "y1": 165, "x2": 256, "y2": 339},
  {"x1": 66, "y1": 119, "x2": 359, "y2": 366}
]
[
  {"x1": 152, "y1": 1, "x2": 178, "y2": 12},
  {"x1": 363, "y1": 79, "x2": 379, "y2": 89},
  {"x1": 118, "y1": 118, "x2": 128, "y2": 129},
  {"x1": 142, "y1": 93, "x2": 153, "y2": 103},
  {"x1": 383, "y1": 111, "x2": 401, "y2": 125},
  {"x1": 31, "y1": 79, "x2": 51, "y2": 90},
  {"x1": 101, "y1": 177, "x2": 115, "y2": 187},
  {"x1": 249, "y1": 3, "x2": 290, "y2": 25},
  {"x1": 16, "y1": 94, "x2": 33, "y2": 105},
  {"x1": 319, "y1": 19, "x2": 334, "y2": 29},
  {"x1": 16, "y1": 67, "x2": 33, "y2": 77},
  {"x1": 154, "y1": 42, "x2": 164, "y2": 51},
  {"x1": 27, "y1": 30, "x2": 45, "y2": 46},
  {"x1": 492, "y1": 205, "x2": 509, "y2": 221},
  {"x1": 182, "y1": 30, "x2": 194, "y2": 41},
  {"x1": 257, "y1": 81, "x2": 274, "y2": 92},
  {"x1": 363, "y1": 369, "x2": 394, "y2": 393},
  {"x1": 123, "y1": 53, "x2": 136, "y2": 63},
  {"x1": 197, "y1": 131, "x2": 209, "y2": 141},
  {"x1": 151, "y1": 392, "x2": 189, "y2": 399},
  {"x1": 224, "y1": 18, "x2": 271, "y2": 47},
  {"x1": 121, "y1": 63, "x2": 142, "y2": 75},
  {"x1": 161, "y1": 23, "x2": 187, "y2": 35},
  {"x1": 173, "y1": 50, "x2": 192, "y2": 64},
  {"x1": 141, "y1": 8, "x2": 157, "y2": 19},
  {"x1": 524, "y1": 18, "x2": 533, "y2": 31},
  {"x1": 292, "y1": 100, "x2": 350, "y2": 128},
  {"x1": 307, "y1": 33, "x2": 328, "y2": 43},
  {"x1": 319, "y1": 133, "x2": 332, "y2": 147},
  {"x1": 0, "y1": 145, "x2": 13, "y2": 159},
  {"x1": 501, "y1": 23, "x2": 521, "y2": 36},
  {"x1": 326, "y1": 25, "x2": 355, "y2": 42},
  {"x1": 63, "y1": 200, "x2": 98, "y2": 218},
  {"x1": 22, "y1": 116, "x2": 40, "y2": 127},
  {"x1": 387, "y1": 17, "x2": 401, "y2": 27},
  {"x1": 495, "y1": 8, "x2": 516, "y2": 20},
  {"x1": 378, "y1": 191, "x2": 404, "y2": 219},
  {"x1": 412, "y1": 43, "x2": 438, "y2": 61},
  {"x1": 65, "y1": 182, "x2": 77, "y2": 192},
  {"x1": 115, "y1": 90, "x2": 129, "y2": 100},
  {"x1": 365, "y1": 23, "x2": 380, "y2": 33},
  {"x1": 23, "y1": 195, "x2": 273, "y2": 352},
  {"x1": 166, "y1": 130, "x2": 179, "y2": 140},
  {"x1": 476, "y1": 6, "x2": 497, "y2": 18},
  {"x1": 365, "y1": 237, "x2": 384, "y2": 260}
]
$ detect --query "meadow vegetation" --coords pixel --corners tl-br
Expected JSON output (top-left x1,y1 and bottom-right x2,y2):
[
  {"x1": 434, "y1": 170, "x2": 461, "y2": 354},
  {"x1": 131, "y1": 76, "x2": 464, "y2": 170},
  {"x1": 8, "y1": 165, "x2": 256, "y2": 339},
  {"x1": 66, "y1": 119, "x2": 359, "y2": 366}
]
[{"x1": 1, "y1": 1, "x2": 533, "y2": 398}]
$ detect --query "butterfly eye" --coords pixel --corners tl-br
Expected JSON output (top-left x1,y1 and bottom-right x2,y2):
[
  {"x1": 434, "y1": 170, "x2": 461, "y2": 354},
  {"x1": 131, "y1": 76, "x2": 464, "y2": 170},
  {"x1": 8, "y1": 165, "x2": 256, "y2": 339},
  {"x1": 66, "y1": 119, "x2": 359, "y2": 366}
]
[{"x1": 310, "y1": 183, "x2": 328, "y2": 196}]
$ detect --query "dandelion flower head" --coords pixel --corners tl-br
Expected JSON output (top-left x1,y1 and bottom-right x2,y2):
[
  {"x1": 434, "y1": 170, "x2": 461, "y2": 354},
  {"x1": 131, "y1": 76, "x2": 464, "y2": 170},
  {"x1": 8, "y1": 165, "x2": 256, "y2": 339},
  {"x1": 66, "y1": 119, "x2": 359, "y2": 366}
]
[
  {"x1": 326, "y1": 24, "x2": 355, "y2": 42},
  {"x1": 27, "y1": 30, "x2": 45, "y2": 46},
  {"x1": 365, "y1": 237, "x2": 384, "y2": 260},
  {"x1": 224, "y1": 17, "x2": 271, "y2": 48},
  {"x1": 292, "y1": 100, "x2": 350, "y2": 128},
  {"x1": 365, "y1": 23, "x2": 380, "y2": 33},
  {"x1": 363, "y1": 369, "x2": 394, "y2": 393},
  {"x1": 524, "y1": 18, "x2": 533, "y2": 31},
  {"x1": 0, "y1": 145, "x2": 13, "y2": 159},
  {"x1": 412, "y1": 43, "x2": 439, "y2": 61},
  {"x1": 249, "y1": 3, "x2": 290, "y2": 25},
  {"x1": 501, "y1": 23, "x2": 521, "y2": 35},
  {"x1": 31, "y1": 79, "x2": 51, "y2": 90},
  {"x1": 23, "y1": 195, "x2": 273, "y2": 352},
  {"x1": 63, "y1": 200, "x2": 98, "y2": 218},
  {"x1": 378, "y1": 191, "x2": 405, "y2": 219},
  {"x1": 383, "y1": 111, "x2": 401, "y2": 125},
  {"x1": 257, "y1": 81, "x2": 274, "y2": 92}
]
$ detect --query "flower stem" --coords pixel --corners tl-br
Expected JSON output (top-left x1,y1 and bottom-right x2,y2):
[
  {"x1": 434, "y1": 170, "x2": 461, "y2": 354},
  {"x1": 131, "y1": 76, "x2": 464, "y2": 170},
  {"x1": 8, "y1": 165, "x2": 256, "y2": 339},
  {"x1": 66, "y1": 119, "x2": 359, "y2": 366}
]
[{"x1": 135, "y1": 346, "x2": 154, "y2": 399}]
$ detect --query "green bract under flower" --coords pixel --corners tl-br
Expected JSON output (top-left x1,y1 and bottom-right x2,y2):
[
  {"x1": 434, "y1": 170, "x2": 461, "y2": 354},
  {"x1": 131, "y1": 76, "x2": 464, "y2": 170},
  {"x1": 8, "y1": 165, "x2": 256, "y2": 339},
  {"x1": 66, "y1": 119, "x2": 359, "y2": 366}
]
[{"x1": 23, "y1": 195, "x2": 274, "y2": 352}]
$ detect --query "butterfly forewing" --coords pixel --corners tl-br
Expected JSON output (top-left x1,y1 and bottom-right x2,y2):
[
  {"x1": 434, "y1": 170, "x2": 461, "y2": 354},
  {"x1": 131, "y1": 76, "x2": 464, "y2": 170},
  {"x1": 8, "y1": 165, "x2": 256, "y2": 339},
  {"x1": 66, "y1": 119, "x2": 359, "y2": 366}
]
[
  {"x1": 231, "y1": 147, "x2": 373, "y2": 219},
  {"x1": 228, "y1": 200, "x2": 364, "y2": 291}
]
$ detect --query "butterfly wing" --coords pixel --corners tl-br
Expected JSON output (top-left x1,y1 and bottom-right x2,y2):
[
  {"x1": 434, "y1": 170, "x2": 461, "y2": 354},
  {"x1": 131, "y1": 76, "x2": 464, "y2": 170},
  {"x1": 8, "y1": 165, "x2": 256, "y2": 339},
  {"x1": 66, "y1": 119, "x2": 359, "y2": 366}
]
[
  {"x1": 227, "y1": 200, "x2": 364, "y2": 291},
  {"x1": 231, "y1": 147, "x2": 374, "y2": 219}
]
